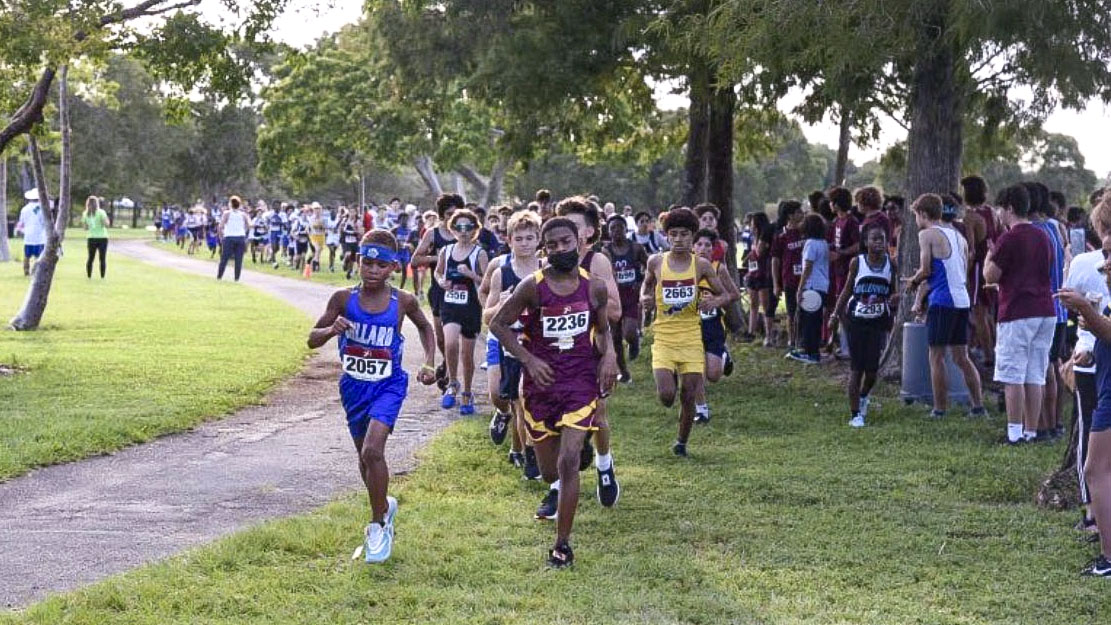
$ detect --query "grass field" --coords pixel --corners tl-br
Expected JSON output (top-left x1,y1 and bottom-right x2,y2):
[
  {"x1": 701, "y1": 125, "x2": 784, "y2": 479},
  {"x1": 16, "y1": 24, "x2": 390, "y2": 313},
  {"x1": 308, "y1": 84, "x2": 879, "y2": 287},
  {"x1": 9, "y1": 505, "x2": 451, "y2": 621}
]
[
  {"x1": 4, "y1": 338, "x2": 1105, "y2": 624},
  {"x1": 0, "y1": 252, "x2": 310, "y2": 481}
]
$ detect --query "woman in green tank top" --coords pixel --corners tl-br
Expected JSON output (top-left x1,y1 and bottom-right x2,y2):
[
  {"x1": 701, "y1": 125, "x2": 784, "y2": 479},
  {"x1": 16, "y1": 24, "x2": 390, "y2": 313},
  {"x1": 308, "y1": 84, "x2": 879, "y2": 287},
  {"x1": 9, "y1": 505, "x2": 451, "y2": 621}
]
[{"x1": 83, "y1": 196, "x2": 111, "y2": 278}]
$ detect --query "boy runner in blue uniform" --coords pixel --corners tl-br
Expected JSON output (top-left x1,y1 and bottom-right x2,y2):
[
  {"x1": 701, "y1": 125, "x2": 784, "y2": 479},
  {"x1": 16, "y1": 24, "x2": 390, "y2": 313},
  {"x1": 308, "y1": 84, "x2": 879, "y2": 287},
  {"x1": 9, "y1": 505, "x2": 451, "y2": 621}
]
[{"x1": 308, "y1": 230, "x2": 437, "y2": 563}]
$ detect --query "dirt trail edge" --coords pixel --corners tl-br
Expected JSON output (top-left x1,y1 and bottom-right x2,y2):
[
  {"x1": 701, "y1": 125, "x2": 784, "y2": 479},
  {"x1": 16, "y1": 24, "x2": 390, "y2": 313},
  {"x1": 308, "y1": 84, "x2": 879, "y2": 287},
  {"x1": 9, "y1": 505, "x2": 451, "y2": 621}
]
[{"x1": 0, "y1": 241, "x2": 469, "y2": 608}]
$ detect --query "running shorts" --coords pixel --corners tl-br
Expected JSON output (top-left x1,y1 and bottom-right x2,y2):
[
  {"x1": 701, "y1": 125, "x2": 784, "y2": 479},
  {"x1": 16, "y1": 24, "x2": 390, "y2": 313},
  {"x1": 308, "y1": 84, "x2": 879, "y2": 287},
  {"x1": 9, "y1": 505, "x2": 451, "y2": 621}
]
[
  {"x1": 652, "y1": 339, "x2": 705, "y2": 375},
  {"x1": 343, "y1": 242, "x2": 358, "y2": 255},
  {"x1": 486, "y1": 335, "x2": 502, "y2": 367},
  {"x1": 926, "y1": 305, "x2": 969, "y2": 346},
  {"x1": 428, "y1": 282, "x2": 445, "y2": 317},
  {"x1": 340, "y1": 374, "x2": 408, "y2": 439},
  {"x1": 701, "y1": 316, "x2": 727, "y2": 357},
  {"x1": 618, "y1": 285, "x2": 640, "y2": 320},
  {"x1": 499, "y1": 353, "x2": 522, "y2": 400},
  {"x1": 295, "y1": 241, "x2": 309, "y2": 255},
  {"x1": 23, "y1": 244, "x2": 43, "y2": 259},
  {"x1": 398, "y1": 249, "x2": 412, "y2": 266},
  {"x1": 784, "y1": 288, "x2": 798, "y2": 319},
  {"x1": 847, "y1": 320, "x2": 887, "y2": 374},
  {"x1": 309, "y1": 234, "x2": 325, "y2": 253},
  {"x1": 522, "y1": 392, "x2": 598, "y2": 442},
  {"x1": 441, "y1": 298, "x2": 481, "y2": 339},
  {"x1": 269, "y1": 232, "x2": 282, "y2": 247}
]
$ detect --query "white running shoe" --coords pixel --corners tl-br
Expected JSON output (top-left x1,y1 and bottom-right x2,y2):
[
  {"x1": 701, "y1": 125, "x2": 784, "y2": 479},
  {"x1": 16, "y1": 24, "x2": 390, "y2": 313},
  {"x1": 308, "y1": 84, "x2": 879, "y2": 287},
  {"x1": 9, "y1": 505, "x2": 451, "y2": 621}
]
[
  {"x1": 849, "y1": 415, "x2": 865, "y2": 428},
  {"x1": 363, "y1": 522, "x2": 393, "y2": 563},
  {"x1": 859, "y1": 395, "x2": 871, "y2": 419},
  {"x1": 385, "y1": 495, "x2": 398, "y2": 526}
]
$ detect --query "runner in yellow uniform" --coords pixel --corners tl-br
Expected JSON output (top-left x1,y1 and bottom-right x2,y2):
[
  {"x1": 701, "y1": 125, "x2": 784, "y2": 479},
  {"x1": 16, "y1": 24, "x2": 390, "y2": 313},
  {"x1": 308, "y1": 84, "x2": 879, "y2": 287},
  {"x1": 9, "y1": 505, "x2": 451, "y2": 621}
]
[{"x1": 641, "y1": 207, "x2": 730, "y2": 457}]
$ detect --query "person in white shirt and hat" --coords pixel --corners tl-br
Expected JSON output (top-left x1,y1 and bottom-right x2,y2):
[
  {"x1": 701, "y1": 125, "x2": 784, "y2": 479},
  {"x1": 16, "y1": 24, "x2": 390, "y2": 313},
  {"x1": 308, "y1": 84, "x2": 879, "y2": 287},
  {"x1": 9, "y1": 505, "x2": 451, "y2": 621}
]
[{"x1": 16, "y1": 188, "x2": 49, "y2": 277}]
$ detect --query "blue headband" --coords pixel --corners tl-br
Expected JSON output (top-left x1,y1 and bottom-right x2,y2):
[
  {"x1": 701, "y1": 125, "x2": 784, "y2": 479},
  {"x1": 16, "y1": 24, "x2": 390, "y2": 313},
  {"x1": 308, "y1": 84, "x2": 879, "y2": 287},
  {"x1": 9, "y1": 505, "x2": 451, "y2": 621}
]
[{"x1": 359, "y1": 244, "x2": 398, "y2": 263}]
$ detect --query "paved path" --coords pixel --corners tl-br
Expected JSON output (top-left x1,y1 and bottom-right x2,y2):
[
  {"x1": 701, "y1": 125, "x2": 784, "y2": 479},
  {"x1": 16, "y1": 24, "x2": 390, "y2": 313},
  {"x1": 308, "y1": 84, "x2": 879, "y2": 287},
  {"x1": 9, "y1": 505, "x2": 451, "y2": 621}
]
[{"x1": 0, "y1": 241, "x2": 468, "y2": 608}]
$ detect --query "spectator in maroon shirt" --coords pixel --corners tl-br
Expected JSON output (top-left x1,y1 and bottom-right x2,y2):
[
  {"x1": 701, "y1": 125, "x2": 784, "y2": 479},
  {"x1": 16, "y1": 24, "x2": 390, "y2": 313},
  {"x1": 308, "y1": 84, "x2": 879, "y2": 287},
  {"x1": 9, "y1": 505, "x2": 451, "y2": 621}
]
[
  {"x1": 856, "y1": 186, "x2": 892, "y2": 245},
  {"x1": 771, "y1": 200, "x2": 805, "y2": 348},
  {"x1": 984, "y1": 183, "x2": 1056, "y2": 445},
  {"x1": 827, "y1": 187, "x2": 860, "y2": 355}
]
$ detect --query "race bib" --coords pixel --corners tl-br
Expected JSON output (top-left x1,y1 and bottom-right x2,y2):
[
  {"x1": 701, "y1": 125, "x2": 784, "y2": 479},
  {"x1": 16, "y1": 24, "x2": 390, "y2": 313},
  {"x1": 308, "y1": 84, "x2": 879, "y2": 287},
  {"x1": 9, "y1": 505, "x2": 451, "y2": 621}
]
[
  {"x1": 700, "y1": 308, "x2": 719, "y2": 321},
  {"x1": 344, "y1": 235, "x2": 358, "y2": 243},
  {"x1": 792, "y1": 263, "x2": 803, "y2": 276},
  {"x1": 541, "y1": 302, "x2": 590, "y2": 351},
  {"x1": 444, "y1": 287, "x2": 469, "y2": 305},
  {"x1": 343, "y1": 347, "x2": 393, "y2": 382},
  {"x1": 852, "y1": 300, "x2": 887, "y2": 320},
  {"x1": 661, "y1": 279, "x2": 696, "y2": 307},
  {"x1": 616, "y1": 269, "x2": 637, "y2": 284},
  {"x1": 748, "y1": 260, "x2": 759, "y2": 272}
]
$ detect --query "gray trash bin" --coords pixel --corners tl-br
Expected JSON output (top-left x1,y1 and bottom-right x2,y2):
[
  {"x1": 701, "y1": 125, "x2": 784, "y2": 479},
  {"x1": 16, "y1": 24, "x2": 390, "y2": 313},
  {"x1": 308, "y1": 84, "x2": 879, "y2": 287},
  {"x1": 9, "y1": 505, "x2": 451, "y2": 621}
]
[{"x1": 900, "y1": 321, "x2": 971, "y2": 406}]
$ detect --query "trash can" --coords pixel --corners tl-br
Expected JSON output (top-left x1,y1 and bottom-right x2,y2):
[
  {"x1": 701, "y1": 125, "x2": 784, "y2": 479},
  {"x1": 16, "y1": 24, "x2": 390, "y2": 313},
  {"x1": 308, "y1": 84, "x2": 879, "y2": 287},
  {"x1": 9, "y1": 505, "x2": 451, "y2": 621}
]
[{"x1": 900, "y1": 321, "x2": 971, "y2": 406}]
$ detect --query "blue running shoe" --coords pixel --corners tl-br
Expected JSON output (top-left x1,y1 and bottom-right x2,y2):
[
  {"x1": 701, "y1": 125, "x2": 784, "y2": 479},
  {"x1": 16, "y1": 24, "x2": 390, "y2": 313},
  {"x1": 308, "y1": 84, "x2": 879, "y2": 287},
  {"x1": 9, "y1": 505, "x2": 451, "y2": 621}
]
[
  {"x1": 441, "y1": 382, "x2": 458, "y2": 409},
  {"x1": 460, "y1": 391, "x2": 475, "y2": 415}
]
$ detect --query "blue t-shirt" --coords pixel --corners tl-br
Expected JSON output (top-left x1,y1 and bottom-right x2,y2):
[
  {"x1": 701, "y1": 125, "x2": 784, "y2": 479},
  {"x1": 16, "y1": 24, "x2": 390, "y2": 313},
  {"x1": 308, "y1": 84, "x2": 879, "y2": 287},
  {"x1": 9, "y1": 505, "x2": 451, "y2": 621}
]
[
  {"x1": 1033, "y1": 219, "x2": 1067, "y2": 322},
  {"x1": 802, "y1": 238, "x2": 830, "y2": 294}
]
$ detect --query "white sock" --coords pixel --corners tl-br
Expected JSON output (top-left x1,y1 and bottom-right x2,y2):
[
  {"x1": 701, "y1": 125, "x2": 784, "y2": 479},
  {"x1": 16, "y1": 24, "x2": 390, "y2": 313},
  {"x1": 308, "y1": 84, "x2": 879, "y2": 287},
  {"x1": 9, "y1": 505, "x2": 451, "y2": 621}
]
[
  {"x1": 696, "y1": 403, "x2": 708, "y2": 414},
  {"x1": 549, "y1": 479, "x2": 560, "y2": 492},
  {"x1": 1007, "y1": 423, "x2": 1023, "y2": 442},
  {"x1": 595, "y1": 452, "x2": 612, "y2": 471},
  {"x1": 1023, "y1": 429, "x2": 1038, "y2": 440}
]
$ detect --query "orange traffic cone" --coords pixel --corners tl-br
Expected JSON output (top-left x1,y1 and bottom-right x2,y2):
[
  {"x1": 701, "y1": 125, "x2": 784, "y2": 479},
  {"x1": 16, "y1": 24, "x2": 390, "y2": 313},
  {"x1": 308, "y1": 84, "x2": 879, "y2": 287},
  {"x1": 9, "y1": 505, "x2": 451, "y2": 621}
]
[{"x1": 303, "y1": 262, "x2": 313, "y2": 279}]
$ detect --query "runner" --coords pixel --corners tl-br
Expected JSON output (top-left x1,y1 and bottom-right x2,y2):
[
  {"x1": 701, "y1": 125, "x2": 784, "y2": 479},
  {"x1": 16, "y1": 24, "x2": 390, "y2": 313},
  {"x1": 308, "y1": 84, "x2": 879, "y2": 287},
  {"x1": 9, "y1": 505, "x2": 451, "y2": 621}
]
[
  {"x1": 267, "y1": 203, "x2": 284, "y2": 264},
  {"x1": 483, "y1": 210, "x2": 543, "y2": 478},
  {"x1": 557, "y1": 197, "x2": 622, "y2": 507},
  {"x1": 692, "y1": 228, "x2": 741, "y2": 423},
  {"x1": 307, "y1": 229, "x2": 437, "y2": 564},
  {"x1": 340, "y1": 207, "x2": 361, "y2": 279},
  {"x1": 744, "y1": 211, "x2": 777, "y2": 346},
  {"x1": 413, "y1": 194, "x2": 462, "y2": 389},
  {"x1": 830, "y1": 223, "x2": 897, "y2": 427},
  {"x1": 391, "y1": 212, "x2": 416, "y2": 290},
  {"x1": 489, "y1": 216, "x2": 617, "y2": 568},
  {"x1": 291, "y1": 206, "x2": 311, "y2": 271},
  {"x1": 770, "y1": 201, "x2": 805, "y2": 349},
  {"x1": 325, "y1": 207, "x2": 341, "y2": 272},
  {"x1": 640, "y1": 207, "x2": 731, "y2": 457},
  {"x1": 434, "y1": 208, "x2": 488, "y2": 415},
  {"x1": 309, "y1": 202, "x2": 327, "y2": 272},
  {"x1": 249, "y1": 206, "x2": 268, "y2": 264},
  {"x1": 159, "y1": 205, "x2": 173, "y2": 242},
  {"x1": 603, "y1": 214, "x2": 649, "y2": 382},
  {"x1": 827, "y1": 187, "x2": 861, "y2": 357}
]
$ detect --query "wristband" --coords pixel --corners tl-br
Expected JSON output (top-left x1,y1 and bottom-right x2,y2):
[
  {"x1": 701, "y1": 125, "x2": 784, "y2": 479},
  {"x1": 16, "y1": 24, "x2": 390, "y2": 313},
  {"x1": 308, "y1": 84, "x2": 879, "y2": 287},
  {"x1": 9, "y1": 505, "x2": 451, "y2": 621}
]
[{"x1": 421, "y1": 364, "x2": 436, "y2": 372}]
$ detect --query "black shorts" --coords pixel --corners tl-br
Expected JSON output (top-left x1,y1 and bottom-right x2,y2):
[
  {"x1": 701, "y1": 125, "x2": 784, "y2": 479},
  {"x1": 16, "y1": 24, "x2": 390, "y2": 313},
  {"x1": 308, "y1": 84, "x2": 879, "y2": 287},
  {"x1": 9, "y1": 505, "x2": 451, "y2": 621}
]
[
  {"x1": 745, "y1": 274, "x2": 771, "y2": 291},
  {"x1": 926, "y1": 305, "x2": 968, "y2": 346},
  {"x1": 701, "y1": 316, "x2": 727, "y2": 357},
  {"x1": 343, "y1": 242, "x2": 358, "y2": 255},
  {"x1": 428, "y1": 282, "x2": 444, "y2": 317},
  {"x1": 295, "y1": 240, "x2": 309, "y2": 255},
  {"x1": 784, "y1": 288, "x2": 798, "y2": 319},
  {"x1": 847, "y1": 320, "x2": 887, "y2": 373},
  {"x1": 1049, "y1": 321, "x2": 1067, "y2": 361},
  {"x1": 499, "y1": 352, "x2": 523, "y2": 400},
  {"x1": 441, "y1": 301, "x2": 481, "y2": 339}
]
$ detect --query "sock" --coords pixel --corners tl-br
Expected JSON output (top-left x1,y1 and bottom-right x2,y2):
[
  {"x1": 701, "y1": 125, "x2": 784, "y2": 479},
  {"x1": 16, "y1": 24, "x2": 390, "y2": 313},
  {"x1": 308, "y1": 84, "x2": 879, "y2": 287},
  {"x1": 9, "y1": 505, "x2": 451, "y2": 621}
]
[
  {"x1": 1023, "y1": 429, "x2": 1038, "y2": 440},
  {"x1": 695, "y1": 403, "x2": 708, "y2": 415},
  {"x1": 549, "y1": 479, "x2": 560, "y2": 492},
  {"x1": 860, "y1": 394, "x2": 869, "y2": 402},
  {"x1": 1007, "y1": 423, "x2": 1023, "y2": 442},
  {"x1": 595, "y1": 452, "x2": 612, "y2": 471}
]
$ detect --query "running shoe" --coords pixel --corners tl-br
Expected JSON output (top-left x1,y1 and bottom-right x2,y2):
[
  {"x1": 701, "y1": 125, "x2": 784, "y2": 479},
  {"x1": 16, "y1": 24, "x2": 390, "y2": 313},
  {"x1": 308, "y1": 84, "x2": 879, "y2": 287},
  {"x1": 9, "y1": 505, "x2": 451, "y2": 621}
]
[
  {"x1": 786, "y1": 350, "x2": 819, "y2": 364},
  {"x1": 523, "y1": 446, "x2": 541, "y2": 480},
  {"x1": 385, "y1": 495, "x2": 398, "y2": 527},
  {"x1": 722, "y1": 351, "x2": 734, "y2": 376},
  {"x1": 969, "y1": 406, "x2": 987, "y2": 418},
  {"x1": 1081, "y1": 555, "x2": 1111, "y2": 577},
  {"x1": 859, "y1": 395, "x2": 871, "y2": 419},
  {"x1": 579, "y1": 437, "x2": 594, "y2": 471},
  {"x1": 618, "y1": 371, "x2": 633, "y2": 384},
  {"x1": 694, "y1": 404, "x2": 711, "y2": 424},
  {"x1": 479, "y1": 360, "x2": 489, "y2": 371},
  {"x1": 628, "y1": 340, "x2": 640, "y2": 361},
  {"x1": 928, "y1": 409, "x2": 945, "y2": 419},
  {"x1": 547, "y1": 540, "x2": 574, "y2": 569},
  {"x1": 596, "y1": 466, "x2": 620, "y2": 507},
  {"x1": 508, "y1": 450, "x2": 525, "y2": 468},
  {"x1": 535, "y1": 488, "x2": 559, "y2": 520},
  {"x1": 672, "y1": 440, "x2": 688, "y2": 458},
  {"x1": 489, "y1": 410, "x2": 511, "y2": 444},
  {"x1": 363, "y1": 520, "x2": 394, "y2": 563},
  {"x1": 1075, "y1": 517, "x2": 1098, "y2": 533},
  {"x1": 460, "y1": 391, "x2": 475, "y2": 416},
  {"x1": 849, "y1": 414, "x2": 865, "y2": 428},
  {"x1": 441, "y1": 382, "x2": 458, "y2": 409}
]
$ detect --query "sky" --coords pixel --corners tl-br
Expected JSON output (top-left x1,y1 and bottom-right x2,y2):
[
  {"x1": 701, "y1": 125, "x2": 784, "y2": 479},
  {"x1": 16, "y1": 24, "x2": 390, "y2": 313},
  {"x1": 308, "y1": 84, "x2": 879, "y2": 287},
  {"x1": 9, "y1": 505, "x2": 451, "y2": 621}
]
[{"x1": 230, "y1": 0, "x2": 1111, "y2": 181}]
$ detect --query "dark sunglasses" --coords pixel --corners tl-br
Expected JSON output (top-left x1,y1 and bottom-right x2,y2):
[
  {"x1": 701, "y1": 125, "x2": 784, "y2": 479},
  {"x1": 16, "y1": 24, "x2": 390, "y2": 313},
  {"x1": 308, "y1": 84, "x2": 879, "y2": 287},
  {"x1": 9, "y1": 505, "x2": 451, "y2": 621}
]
[{"x1": 452, "y1": 222, "x2": 476, "y2": 232}]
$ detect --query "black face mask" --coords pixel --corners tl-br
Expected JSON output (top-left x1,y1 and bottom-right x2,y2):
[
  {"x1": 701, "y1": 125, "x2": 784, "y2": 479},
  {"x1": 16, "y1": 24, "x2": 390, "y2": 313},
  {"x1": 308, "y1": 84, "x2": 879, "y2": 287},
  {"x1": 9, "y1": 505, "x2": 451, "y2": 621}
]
[{"x1": 548, "y1": 249, "x2": 579, "y2": 272}]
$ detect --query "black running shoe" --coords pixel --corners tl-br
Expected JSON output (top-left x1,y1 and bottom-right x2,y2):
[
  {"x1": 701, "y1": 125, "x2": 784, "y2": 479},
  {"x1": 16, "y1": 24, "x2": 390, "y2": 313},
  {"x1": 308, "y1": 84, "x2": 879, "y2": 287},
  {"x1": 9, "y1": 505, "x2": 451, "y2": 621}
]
[
  {"x1": 488, "y1": 410, "x2": 511, "y2": 445},
  {"x1": 1081, "y1": 555, "x2": 1111, "y2": 577},
  {"x1": 579, "y1": 438, "x2": 594, "y2": 472},
  {"x1": 508, "y1": 450, "x2": 524, "y2": 468},
  {"x1": 672, "y1": 441, "x2": 688, "y2": 457},
  {"x1": 722, "y1": 351, "x2": 734, "y2": 377},
  {"x1": 547, "y1": 540, "x2": 573, "y2": 568},
  {"x1": 596, "y1": 466, "x2": 620, "y2": 508},
  {"x1": 535, "y1": 488, "x2": 559, "y2": 520},
  {"x1": 628, "y1": 339, "x2": 640, "y2": 361},
  {"x1": 523, "y1": 446, "x2": 541, "y2": 481},
  {"x1": 435, "y1": 363, "x2": 448, "y2": 392}
]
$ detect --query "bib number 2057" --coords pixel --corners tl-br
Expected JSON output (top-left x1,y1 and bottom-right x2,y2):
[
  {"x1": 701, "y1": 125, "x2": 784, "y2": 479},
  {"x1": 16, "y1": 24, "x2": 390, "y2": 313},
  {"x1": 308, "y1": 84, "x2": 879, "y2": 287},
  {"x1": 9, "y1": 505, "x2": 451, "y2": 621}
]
[{"x1": 343, "y1": 355, "x2": 392, "y2": 381}]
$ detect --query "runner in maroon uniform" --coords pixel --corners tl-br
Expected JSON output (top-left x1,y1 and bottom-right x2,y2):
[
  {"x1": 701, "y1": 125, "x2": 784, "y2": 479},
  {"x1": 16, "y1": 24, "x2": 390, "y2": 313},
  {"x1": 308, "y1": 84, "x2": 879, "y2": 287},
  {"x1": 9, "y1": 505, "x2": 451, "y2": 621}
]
[
  {"x1": 962, "y1": 175, "x2": 1001, "y2": 365},
  {"x1": 745, "y1": 211, "x2": 777, "y2": 346},
  {"x1": 603, "y1": 215, "x2": 649, "y2": 382},
  {"x1": 827, "y1": 187, "x2": 860, "y2": 356},
  {"x1": 490, "y1": 217, "x2": 617, "y2": 568}
]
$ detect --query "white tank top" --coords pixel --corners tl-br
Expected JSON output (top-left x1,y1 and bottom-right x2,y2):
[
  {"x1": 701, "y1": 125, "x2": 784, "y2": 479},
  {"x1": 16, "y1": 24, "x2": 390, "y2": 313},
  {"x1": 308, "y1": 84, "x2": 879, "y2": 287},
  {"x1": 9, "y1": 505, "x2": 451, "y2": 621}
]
[
  {"x1": 223, "y1": 209, "x2": 248, "y2": 237},
  {"x1": 926, "y1": 226, "x2": 970, "y2": 309}
]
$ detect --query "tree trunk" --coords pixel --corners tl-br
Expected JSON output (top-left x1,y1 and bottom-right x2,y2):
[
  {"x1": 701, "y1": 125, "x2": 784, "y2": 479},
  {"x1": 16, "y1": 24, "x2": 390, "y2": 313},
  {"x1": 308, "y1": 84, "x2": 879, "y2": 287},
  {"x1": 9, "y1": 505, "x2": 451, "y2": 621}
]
[
  {"x1": 0, "y1": 158, "x2": 10, "y2": 262},
  {"x1": 682, "y1": 64, "x2": 710, "y2": 208},
  {"x1": 414, "y1": 155, "x2": 443, "y2": 197},
  {"x1": 359, "y1": 170, "x2": 366, "y2": 209},
  {"x1": 483, "y1": 160, "x2": 508, "y2": 208},
  {"x1": 11, "y1": 67, "x2": 70, "y2": 331},
  {"x1": 1036, "y1": 400, "x2": 1082, "y2": 509},
  {"x1": 452, "y1": 172, "x2": 466, "y2": 200},
  {"x1": 455, "y1": 165, "x2": 489, "y2": 203},
  {"x1": 879, "y1": 12, "x2": 965, "y2": 379},
  {"x1": 834, "y1": 105, "x2": 852, "y2": 186},
  {"x1": 708, "y1": 81, "x2": 744, "y2": 334}
]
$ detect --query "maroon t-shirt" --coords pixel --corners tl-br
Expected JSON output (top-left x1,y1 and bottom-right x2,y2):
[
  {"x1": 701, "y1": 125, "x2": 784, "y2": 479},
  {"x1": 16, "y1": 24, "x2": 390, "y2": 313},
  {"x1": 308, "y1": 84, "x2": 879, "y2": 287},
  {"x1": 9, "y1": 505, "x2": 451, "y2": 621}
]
[
  {"x1": 828, "y1": 214, "x2": 860, "y2": 281},
  {"x1": 771, "y1": 227, "x2": 805, "y2": 290},
  {"x1": 992, "y1": 222, "x2": 1055, "y2": 323}
]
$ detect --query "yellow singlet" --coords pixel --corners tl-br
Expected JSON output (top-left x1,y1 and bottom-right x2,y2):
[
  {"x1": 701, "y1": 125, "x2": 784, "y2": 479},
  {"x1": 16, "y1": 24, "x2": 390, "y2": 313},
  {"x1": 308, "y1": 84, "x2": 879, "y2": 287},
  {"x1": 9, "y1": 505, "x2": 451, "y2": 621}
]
[{"x1": 652, "y1": 252, "x2": 705, "y2": 374}]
